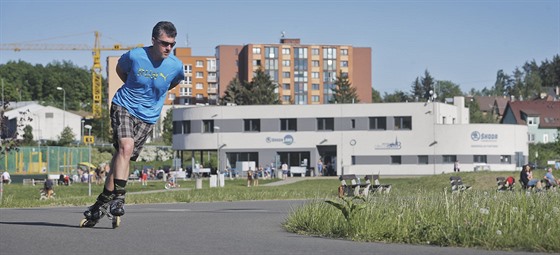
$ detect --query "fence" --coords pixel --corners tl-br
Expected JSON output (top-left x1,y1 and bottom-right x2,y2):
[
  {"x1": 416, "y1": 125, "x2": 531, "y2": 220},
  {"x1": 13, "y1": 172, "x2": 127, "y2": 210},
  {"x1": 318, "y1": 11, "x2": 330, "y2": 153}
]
[{"x1": 1, "y1": 146, "x2": 91, "y2": 175}]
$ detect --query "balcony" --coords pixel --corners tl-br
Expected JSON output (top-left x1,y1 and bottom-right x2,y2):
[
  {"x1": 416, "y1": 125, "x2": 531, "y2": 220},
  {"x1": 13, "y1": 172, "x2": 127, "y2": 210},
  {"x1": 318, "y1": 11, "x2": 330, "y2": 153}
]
[
  {"x1": 207, "y1": 88, "x2": 217, "y2": 94},
  {"x1": 207, "y1": 76, "x2": 217, "y2": 83}
]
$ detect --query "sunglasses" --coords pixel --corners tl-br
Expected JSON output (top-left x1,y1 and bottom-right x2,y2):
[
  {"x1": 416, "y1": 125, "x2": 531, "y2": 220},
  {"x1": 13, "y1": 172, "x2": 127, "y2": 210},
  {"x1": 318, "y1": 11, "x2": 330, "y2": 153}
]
[{"x1": 155, "y1": 38, "x2": 176, "y2": 48}]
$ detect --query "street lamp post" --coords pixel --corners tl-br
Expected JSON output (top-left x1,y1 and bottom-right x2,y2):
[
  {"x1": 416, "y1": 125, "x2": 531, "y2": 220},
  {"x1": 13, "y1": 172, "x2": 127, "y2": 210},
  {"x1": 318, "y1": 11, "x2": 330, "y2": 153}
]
[
  {"x1": 56, "y1": 87, "x2": 66, "y2": 128},
  {"x1": 84, "y1": 125, "x2": 92, "y2": 196},
  {"x1": 214, "y1": 126, "x2": 220, "y2": 175},
  {"x1": 81, "y1": 119, "x2": 85, "y2": 146},
  {"x1": 429, "y1": 90, "x2": 438, "y2": 175}
]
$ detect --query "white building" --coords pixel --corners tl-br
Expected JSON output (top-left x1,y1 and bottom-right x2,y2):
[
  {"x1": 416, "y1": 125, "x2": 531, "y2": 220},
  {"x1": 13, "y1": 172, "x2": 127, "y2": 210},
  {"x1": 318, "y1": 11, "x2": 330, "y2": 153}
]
[
  {"x1": 172, "y1": 97, "x2": 529, "y2": 176},
  {"x1": 4, "y1": 103, "x2": 83, "y2": 143}
]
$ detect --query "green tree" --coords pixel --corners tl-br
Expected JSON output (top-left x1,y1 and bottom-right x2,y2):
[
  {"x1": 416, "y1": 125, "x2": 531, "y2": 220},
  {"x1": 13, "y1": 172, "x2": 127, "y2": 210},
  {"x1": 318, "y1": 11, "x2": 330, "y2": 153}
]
[
  {"x1": 371, "y1": 88, "x2": 382, "y2": 103},
  {"x1": 57, "y1": 126, "x2": 76, "y2": 146},
  {"x1": 331, "y1": 71, "x2": 359, "y2": 103},
  {"x1": 383, "y1": 90, "x2": 411, "y2": 102},
  {"x1": 436, "y1": 80, "x2": 463, "y2": 101},
  {"x1": 221, "y1": 78, "x2": 244, "y2": 105},
  {"x1": 493, "y1": 70, "x2": 511, "y2": 97},
  {"x1": 244, "y1": 68, "x2": 279, "y2": 105},
  {"x1": 22, "y1": 125, "x2": 36, "y2": 146},
  {"x1": 410, "y1": 70, "x2": 436, "y2": 101},
  {"x1": 468, "y1": 98, "x2": 496, "y2": 123},
  {"x1": 162, "y1": 108, "x2": 173, "y2": 145},
  {"x1": 223, "y1": 68, "x2": 279, "y2": 105},
  {"x1": 410, "y1": 77, "x2": 423, "y2": 101}
]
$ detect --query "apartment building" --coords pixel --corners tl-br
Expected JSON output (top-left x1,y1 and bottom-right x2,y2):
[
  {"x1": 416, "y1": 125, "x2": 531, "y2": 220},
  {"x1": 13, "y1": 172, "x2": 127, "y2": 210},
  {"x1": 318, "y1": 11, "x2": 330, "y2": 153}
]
[{"x1": 216, "y1": 38, "x2": 372, "y2": 104}]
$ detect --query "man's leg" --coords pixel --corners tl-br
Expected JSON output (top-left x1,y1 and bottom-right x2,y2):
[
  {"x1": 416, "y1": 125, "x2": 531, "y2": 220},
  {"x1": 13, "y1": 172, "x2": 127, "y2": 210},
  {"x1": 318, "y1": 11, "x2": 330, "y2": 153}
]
[{"x1": 109, "y1": 137, "x2": 134, "y2": 216}]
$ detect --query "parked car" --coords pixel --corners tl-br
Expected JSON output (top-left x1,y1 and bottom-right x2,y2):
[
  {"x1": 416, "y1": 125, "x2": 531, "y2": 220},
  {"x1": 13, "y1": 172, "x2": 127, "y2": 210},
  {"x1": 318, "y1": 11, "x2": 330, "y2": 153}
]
[{"x1": 528, "y1": 162, "x2": 539, "y2": 170}]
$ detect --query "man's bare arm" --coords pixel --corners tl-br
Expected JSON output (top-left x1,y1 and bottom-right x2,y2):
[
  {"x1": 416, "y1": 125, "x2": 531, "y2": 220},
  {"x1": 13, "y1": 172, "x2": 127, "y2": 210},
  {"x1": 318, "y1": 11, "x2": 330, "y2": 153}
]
[{"x1": 116, "y1": 64, "x2": 128, "y2": 83}]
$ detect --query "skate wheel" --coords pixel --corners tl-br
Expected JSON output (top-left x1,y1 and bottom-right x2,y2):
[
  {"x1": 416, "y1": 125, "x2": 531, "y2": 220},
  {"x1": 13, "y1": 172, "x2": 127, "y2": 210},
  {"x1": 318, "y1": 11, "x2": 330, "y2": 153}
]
[
  {"x1": 79, "y1": 218, "x2": 88, "y2": 228},
  {"x1": 112, "y1": 216, "x2": 120, "y2": 229}
]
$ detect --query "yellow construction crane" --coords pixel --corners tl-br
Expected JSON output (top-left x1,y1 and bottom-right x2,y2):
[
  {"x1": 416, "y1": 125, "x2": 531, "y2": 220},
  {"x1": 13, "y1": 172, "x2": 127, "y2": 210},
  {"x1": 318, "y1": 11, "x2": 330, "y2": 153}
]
[{"x1": 0, "y1": 31, "x2": 143, "y2": 118}]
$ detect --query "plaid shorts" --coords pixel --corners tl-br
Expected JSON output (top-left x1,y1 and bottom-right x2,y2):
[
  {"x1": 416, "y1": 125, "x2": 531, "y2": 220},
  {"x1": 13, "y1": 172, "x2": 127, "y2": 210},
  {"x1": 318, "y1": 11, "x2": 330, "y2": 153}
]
[{"x1": 110, "y1": 104, "x2": 153, "y2": 161}]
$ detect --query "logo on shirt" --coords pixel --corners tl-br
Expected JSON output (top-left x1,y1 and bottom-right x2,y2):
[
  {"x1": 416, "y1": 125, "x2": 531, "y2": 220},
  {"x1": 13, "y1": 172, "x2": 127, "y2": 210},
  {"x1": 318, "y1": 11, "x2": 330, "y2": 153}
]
[{"x1": 137, "y1": 68, "x2": 169, "y2": 81}]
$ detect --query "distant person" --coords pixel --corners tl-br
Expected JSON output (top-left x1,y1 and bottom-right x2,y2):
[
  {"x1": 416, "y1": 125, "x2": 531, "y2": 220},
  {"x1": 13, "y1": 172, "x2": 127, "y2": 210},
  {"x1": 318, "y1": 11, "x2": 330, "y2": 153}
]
[
  {"x1": 44, "y1": 178, "x2": 54, "y2": 199},
  {"x1": 520, "y1": 164, "x2": 541, "y2": 190},
  {"x1": 247, "y1": 168, "x2": 254, "y2": 187},
  {"x1": 453, "y1": 160, "x2": 460, "y2": 172},
  {"x1": 317, "y1": 159, "x2": 323, "y2": 176},
  {"x1": 544, "y1": 168, "x2": 559, "y2": 188},
  {"x1": 1, "y1": 170, "x2": 11, "y2": 184},
  {"x1": 58, "y1": 173, "x2": 65, "y2": 185},
  {"x1": 281, "y1": 163, "x2": 288, "y2": 180}
]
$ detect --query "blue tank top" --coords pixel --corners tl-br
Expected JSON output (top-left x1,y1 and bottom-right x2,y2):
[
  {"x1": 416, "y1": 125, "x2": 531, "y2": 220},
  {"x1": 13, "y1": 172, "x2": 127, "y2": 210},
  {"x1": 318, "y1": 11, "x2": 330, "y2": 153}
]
[{"x1": 112, "y1": 47, "x2": 184, "y2": 124}]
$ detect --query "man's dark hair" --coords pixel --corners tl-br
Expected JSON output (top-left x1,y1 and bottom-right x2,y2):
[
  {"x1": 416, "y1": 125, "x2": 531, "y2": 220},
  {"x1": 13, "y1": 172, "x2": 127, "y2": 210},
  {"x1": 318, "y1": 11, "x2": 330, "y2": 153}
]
[{"x1": 152, "y1": 21, "x2": 177, "y2": 39}]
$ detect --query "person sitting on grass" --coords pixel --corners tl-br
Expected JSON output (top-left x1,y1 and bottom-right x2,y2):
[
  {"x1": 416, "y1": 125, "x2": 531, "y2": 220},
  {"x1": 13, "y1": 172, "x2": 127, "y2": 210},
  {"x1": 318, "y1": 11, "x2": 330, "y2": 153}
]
[
  {"x1": 43, "y1": 178, "x2": 54, "y2": 199},
  {"x1": 544, "y1": 168, "x2": 559, "y2": 189},
  {"x1": 520, "y1": 164, "x2": 541, "y2": 191}
]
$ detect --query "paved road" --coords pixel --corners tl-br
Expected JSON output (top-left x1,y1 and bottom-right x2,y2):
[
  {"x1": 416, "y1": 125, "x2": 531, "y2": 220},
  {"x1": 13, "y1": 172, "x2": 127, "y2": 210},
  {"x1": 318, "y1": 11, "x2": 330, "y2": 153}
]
[{"x1": 0, "y1": 200, "x2": 544, "y2": 255}]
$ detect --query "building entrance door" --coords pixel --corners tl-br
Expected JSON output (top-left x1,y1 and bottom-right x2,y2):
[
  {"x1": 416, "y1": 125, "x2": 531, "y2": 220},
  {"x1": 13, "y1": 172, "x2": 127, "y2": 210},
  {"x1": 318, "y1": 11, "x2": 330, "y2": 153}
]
[{"x1": 317, "y1": 145, "x2": 337, "y2": 176}]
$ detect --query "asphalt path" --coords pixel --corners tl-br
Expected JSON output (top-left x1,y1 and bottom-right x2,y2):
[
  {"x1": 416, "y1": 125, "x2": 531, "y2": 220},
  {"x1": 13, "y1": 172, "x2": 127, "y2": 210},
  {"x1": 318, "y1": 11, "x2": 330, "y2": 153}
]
[{"x1": 0, "y1": 199, "x2": 547, "y2": 255}]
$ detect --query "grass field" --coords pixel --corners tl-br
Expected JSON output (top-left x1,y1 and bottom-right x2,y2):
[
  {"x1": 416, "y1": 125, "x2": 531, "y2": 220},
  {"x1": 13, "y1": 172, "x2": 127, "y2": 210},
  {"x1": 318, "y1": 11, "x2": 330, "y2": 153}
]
[{"x1": 1, "y1": 170, "x2": 558, "y2": 252}]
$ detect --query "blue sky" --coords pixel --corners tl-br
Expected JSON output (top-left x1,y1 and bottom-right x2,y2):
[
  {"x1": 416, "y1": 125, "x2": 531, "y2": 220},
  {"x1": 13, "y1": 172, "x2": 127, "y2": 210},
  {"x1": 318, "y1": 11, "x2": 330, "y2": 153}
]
[{"x1": 1, "y1": 0, "x2": 559, "y2": 95}]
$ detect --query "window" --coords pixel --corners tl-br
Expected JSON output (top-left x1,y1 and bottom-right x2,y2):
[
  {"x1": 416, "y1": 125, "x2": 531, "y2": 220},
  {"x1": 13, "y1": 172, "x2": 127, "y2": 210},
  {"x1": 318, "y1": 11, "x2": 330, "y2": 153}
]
[
  {"x1": 312, "y1": 95, "x2": 320, "y2": 102},
  {"x1": 265, "y1": 47, "x2": 277, "y2": 58},
  {"x1": 312, "y1": 48, "x2": 320, "y2": 55},
  {"x1": 196, "y1": 60, "x2": 203, "y2": 67},
  {"x1": 184, "y1": 65, "x2": 192, "y2": 73},
  {"x1": 317, "y1": 118, "x2": 334, "y2": 131},
  {"x1": 394, "y1": 116, "x2": 412, "y2": 130},
  {"x1": 311, "y1": 72, "x2": 319, "y2": 79},
  {"x1": 46, "y1": 112, "x2": 54, "y2": 118},
  {"x1": 500, "y1": 155, "x2": 511, "y2": 163},
  {"x1": 280, "y1": 118, "x2": 297, "y2": 131},
  {"x1": 184, "y1": 76, "x2": 192, "y2": 85},
  {"x1": 391, "y1": 156, "x2": 402, "y2": 164},
  {"x1": 282, "y1": 60, "x2": 290, "y2": 67},
  {"x1": 323, "y1": 48, "x2": 337, "y2": 59},
  {"x1": 196, "y1": 94, "x2": 203, "y2": 99},
  {"x1": 341, "y1": 49, "x2": 348, "y2": 55},
  {"x1": 196, "y1": 72, "x2": 204, "y2": 78},
  {"x1": 369, "y1": 117, "x2": 387, "y2": 130},
  {"x1": 282, "y1": 72, "x2": 291, "y2": 78},
  {"x1": 253, "y1": 60, "x2": 261, "y2": 66},
  {"x1": 312, "y1": 83, "x2": 320, "y2": 90},
  {"x1": 180, "y1": 87, "x2": 191, "y2": 96},
  {"x1": 203, "y1": 120, "x2": 214, "y2": 133},
  {"x1": 543, "y1": 134, "x2": 549, "y2": 143},
  {"x1": 294, "y1": 47, "x2": 307, "y2": 58},
  {"x1": 244, "y1": 119, "x2": 261, "y2": 132},
  {"x1": 312, "y1": 60, "x2": 320, "y2": 67},
  {"x1": 282, "y1": 48, "x2": 291, "y2": 55},
  {"x1": 252, "y1": 47, "x2": 261, "y2": 54},
  {"x1": 443, "y1": 155, "x2": 457, "y2": 163},
  {"x1": 173, "y1": 120, "x2": 190, "y2": 134},
  {"x1": 340, "y1": 61, "x2": 348, "y2": 67},
  {"x1": 473, "y1": 155, "x2": 487, "y2": 163},
  {"x1": 283, "y1": 95, "x2": 291, "y2": 103},
  {"x1": 351, "y1": 119, "x2": 356, "y2": 129},
  {"x1": 195, "y1": 83, "x2": 203, "y2": 89},
  {"x1": 418, "y1": 155, "x2": 429, "y2": 164},
  {"x1": 282, "y1": 83, "x2": 290, "y2": 90}
]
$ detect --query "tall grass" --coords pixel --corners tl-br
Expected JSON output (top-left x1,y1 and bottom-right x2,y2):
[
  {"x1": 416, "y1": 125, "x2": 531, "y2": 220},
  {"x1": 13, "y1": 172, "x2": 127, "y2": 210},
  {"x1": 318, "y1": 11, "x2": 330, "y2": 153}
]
[{"x1": 283, "y1": 190, "x2": 560, "y2": 252}]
